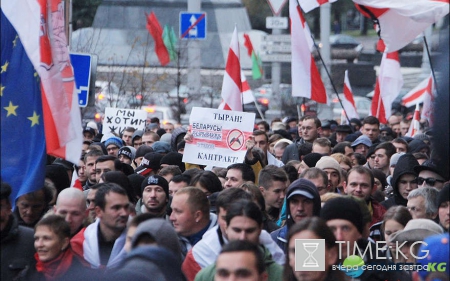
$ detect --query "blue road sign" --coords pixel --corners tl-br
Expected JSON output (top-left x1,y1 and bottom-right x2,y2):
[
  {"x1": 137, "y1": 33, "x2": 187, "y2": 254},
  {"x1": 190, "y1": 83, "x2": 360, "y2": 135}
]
[
  {"x1": 180, "y1": 12, "x2": 207, "y2": 40},
  {"x1": 69, "y1": 53, "x2": 92, "y2": 107}
]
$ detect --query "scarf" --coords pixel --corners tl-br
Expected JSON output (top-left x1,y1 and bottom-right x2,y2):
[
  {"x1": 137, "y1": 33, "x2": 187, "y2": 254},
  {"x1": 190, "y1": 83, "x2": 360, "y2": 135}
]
[{"x1": 35, "y1": 249, "x2": 73, "y2": 281}]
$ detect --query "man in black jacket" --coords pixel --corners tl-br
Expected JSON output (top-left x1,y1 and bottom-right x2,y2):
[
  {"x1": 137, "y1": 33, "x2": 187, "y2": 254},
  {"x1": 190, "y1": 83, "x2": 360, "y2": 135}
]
[{"x1": 1, "y1": 182, "x2": 36, "y2": 281}]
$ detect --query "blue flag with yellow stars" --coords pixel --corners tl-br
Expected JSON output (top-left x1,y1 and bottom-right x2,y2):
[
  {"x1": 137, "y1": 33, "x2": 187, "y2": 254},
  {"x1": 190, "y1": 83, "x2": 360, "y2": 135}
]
[{"x1": 1, "y1": 9, "x2": 46, "y2": 207}]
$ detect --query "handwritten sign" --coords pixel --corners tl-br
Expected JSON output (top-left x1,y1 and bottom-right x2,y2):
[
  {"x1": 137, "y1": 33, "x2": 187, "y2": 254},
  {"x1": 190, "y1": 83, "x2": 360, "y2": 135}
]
[
  {"x1": 182, "y1": 107, "x2": 256, "y2": 168},
  {"x1": 102, "y1": 107, "x2": 147, "y2": 136}
]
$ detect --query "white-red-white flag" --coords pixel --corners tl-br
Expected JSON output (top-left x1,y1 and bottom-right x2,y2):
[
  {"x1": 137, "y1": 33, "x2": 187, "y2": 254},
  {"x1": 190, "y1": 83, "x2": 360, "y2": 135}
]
[
  {"x1": 290, "y1": 0, "x2": 327, "y2": 103},
  {"x1": 405, "y1": 103, "x2": 421, "y2": 137},
  {"x1": 241, "y1": 72, "x2": 255, "y2": 104},
  {"x1": 421, "y1": 75, "x2": 435, "y2": 126},
  {"x1": 370, "y1": 51, "x2": 403, "y2": 124},
  {"x1": 219, "y1": 27, "x2": 242, "y2": 111},
  {"x1": 340, "y1": 70, "x2": 359, "y2": 124},
  {"x1": 354, "y1": 0, "x2": 449, "y2": 52},
  {"x1": 300, "y1": 0, "x2": 338, "y2": 13},
  {"x1": 401, "y1": 75, "x2": 432, "y2": 108}
]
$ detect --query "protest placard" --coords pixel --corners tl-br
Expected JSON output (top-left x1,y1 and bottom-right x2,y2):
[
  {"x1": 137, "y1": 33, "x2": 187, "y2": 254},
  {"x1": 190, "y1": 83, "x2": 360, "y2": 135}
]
[
  {"x1": 182, "y1": 107, "x2": 256, "y2": 168},
  {"x1": 102, "y1": 107, "x2": 147, "y2": 136}
]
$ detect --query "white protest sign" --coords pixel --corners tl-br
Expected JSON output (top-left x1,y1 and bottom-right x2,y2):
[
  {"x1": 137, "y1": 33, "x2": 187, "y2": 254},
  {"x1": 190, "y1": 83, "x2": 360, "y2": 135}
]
[
  {"x1": 182, "y1": 107, "x2": 256, "y2": 168},
  {"x1": 103, "y1": 107, "x2": 147, "y2": 136}
]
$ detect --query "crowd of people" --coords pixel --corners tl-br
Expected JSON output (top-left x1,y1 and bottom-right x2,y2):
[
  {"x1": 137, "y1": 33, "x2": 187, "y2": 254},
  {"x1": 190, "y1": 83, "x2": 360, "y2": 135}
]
[{"x1": 1, "y1": 114, "x2": 449, "y2": 281}]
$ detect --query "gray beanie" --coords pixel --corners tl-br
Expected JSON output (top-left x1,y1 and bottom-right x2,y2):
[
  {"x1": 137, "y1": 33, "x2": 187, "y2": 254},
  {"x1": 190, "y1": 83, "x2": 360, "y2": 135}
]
[{"x1": 390, "y1": 152, "x2": 405, "y2": 167}]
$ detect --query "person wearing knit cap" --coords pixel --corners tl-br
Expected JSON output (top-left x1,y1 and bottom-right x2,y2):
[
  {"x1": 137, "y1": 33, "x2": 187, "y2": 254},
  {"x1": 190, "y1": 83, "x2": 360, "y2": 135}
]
[
  {"x1": 152, "y1": 141, "x2": 171, "y2": 155},
  {"x1": 131, "y1": 130, "x2": 144, "y2": 149},
  {"x1": 381, "y1": 153, "x2": 419, "y2": 210},
  {"x1": 350, "y1": 118, "x2": 362, "y2": 131},
  {"x1": 105, "y1": 218, "x2": 186, "y2": 281},
  {"x1": 135, "y1": 152, "x2": 163, "y2": 177},
  {"x1": 414, "y1": 159, "x2": 447, "y2": 190},
  {"x1": 297, "y1": 153, "x2": 322, "y2": 175},
  {"x1": 389, "y1": 218, "x2": 444, "y2": 263},
  {"x1": 413, "y1": 132, "x2": 430, "y2": 144},
  {"x1": 416, "y1": 233, "x2": 450, "y2": 280},
  {"x1": 320, "y1": 197, "x2": 364, "y2": 260},
  {"x1": 315, "y1": 156, "x2": 343, "y2": 193},
  {"x1": 160, "y1": 133, "x2": 172, "y2": 144},
  {"x1": 270, "y1": 178, "x2": 321, "y2": 253},
  {"x1": 160, "y1": 152, "x2": 185, "y2": 172},
  {"x1": 139, "y1": 175, "x2": 169, "y2": 218},
  {"x1": 128, "y1": 174, "x2": 145, "y2": 200},
  {"x1": 104, "y1": 136, "x2": 124, "y2": 157},
  {"x1": 437, "y1": 183, "x2": 449, "y2": 231},
  {"x1": 321, "y1": 198, "x2": 411, "y2": 281},
  {"x1": 134, "y1": 145, "x2": 154, "y2": 167},
  {"x1": 118, "y1": 146, "x2": 136, "y2": 165},
  {"x1": 408, "y1": 139, "x2": 430, "y2": 156}
]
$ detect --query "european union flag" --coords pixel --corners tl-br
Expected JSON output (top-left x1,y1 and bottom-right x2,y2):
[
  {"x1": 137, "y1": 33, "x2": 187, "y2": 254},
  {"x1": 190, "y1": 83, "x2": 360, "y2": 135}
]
[{"x1": 1, "y1": 9, "x2": 46, "y2": 207}]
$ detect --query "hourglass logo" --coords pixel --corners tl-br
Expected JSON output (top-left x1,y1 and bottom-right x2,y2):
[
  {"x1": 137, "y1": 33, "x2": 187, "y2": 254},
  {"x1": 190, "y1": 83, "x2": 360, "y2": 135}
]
[{"x1": 295, "y1": 239, "x2": 326, "y2": 271}]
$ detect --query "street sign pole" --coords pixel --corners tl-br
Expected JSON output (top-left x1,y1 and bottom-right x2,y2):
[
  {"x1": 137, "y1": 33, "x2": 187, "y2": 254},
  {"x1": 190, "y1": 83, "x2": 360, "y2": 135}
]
[{"x1": 187, "y1": 0, "x2": 202, "y2": 99}]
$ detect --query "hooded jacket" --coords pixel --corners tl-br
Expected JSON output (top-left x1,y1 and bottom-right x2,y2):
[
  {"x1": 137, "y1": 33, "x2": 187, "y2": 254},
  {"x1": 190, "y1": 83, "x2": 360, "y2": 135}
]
[
  {"x1": 131, "y1": 218, "x2": 181, "y2": 261},
  {"x1": 194, "y1": 245, "x2": 282, "y2": 281},
  {"x1": 171, "y1": 127, "x2": 187, "y2": 152},
  {"x1": 381, "y1": 153, "x2": 419, "y2": 210},
  {"x1": 270, "y1": 178, "x2": 321, "y2": 253},
  {"x1": 181, "y1": 225, "x2": 285, "y2": 281},
  {"x1": 1, "y1": 214, "x2": 36, "y2": 281},
  {"x1": 105, "y1": 246, "x2": 187, "y2": 281}
]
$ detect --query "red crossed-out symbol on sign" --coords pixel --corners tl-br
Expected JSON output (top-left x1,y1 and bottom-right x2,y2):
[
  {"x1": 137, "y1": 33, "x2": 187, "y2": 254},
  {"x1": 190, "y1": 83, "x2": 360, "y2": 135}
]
[{"x1": 181, "y1": 13, "x2": 206, "y2": 38}]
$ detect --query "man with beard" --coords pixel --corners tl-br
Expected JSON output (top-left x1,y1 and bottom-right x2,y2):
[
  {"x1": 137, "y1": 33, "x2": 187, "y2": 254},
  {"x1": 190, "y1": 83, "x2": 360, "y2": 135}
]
[{"x1": 138, "y1": 175, "x2": 169, "y2": 218}]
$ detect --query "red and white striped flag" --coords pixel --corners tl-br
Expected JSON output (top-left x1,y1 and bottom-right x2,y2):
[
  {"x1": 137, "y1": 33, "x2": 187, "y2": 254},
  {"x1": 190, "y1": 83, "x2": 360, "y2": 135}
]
[
  {"x1": 370, "y1": 51, "x2": 403, "y2": 124},
  {"x1": 300, "y1": 0, "x2": 338, "y2": 13},
  {"x1": 38, "y1": 0, "x2": 83, "y2": 164},
  {"x1": 290, "y1": 0, "x2": 327, "y2": 103},
  {"x1": 401, "y1": 74, "x2": 433, "y2": 107},
  {"x1": 354, "y1": 0, "x2": 449, "y2": 52},
  {"x1": 218, "y1": 27, "x2": 242, "y2": 111},
  {"x1": 421, "y1": 75, "x2": 435, "y2": 126},
  {"x1": 241, "y1": 72, "x2": 255, "y2": 104},
  {"x1": 340, "y1": 70, "x2": 359, "y2": 124},
  {"x1": 405, "y1": 103, "x2": 421, "y2": 137}
]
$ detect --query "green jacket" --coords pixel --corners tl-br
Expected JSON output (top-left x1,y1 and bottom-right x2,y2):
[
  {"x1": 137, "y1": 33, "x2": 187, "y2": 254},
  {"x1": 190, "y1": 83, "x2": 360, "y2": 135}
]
[{"x1": 194, "y1": 245, "x2": 283, "y2": 281}]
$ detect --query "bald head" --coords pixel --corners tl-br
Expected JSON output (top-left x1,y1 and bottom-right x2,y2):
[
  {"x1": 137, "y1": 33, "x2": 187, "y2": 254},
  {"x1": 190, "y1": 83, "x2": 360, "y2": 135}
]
[{"x1": 54, "y1": 188, "x2": 87, "y2": 235}]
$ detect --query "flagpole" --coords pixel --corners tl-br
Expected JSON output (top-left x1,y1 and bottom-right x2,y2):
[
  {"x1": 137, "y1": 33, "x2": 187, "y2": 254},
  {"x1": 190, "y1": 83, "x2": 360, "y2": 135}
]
[
  {"x1": 295, "y1": 0, "x2": 351, "y2": 125},
  {"x1": 423, "y1": 36, "x2": 439, "y2": 97}
]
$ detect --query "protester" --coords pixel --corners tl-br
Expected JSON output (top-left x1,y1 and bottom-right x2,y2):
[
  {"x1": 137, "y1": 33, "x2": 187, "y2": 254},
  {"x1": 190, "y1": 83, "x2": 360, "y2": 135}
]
[
  {"x1": 53, "y1": 188, "x2": 87, "y2": 237},
  {"x1": 1, "y1": 182, "x2": 36, "y2": 281},
  {"x1": 194, "y1": 200, "x2": 283, "y2": 281},
  {"x1": 436, "y1": 183, "x2": 449, "y2": 232},
  {"x1": 71, "y1": 183, "x2": 130, "y2": 269},
  {"x1": 14, "y1": 187, "x2": 52, "y2": 228},
  {"x1": 258, "y1": 165, "x2": 289, "y2": 223},
  {"x1": 224, "y1": 163, "x2": 255, "y2": 188},
  {"x1": 379, "y1": 206, "x2": 412, "y2": 262},
  {"x1": 270, "y1": 178, "x2": 321, "y2": 253},
  {"x1": 284, "y1": 217, "x2": 345, "y2": 281},
  {"x1": 105, "y1": 218, "x2": 186, "y2": 281},
  {"x1": 137, "y1": 175, "x2": 169, "y2": 218},
  {"x1": 406, "y1": 187, "x2": 439, "y2": 220},
  {"x1": 32, "y1": 215, "x2": 96, "y2": 281},
  {"x1": 170, "y1": 187, "x2": 217, "y2": 259}
]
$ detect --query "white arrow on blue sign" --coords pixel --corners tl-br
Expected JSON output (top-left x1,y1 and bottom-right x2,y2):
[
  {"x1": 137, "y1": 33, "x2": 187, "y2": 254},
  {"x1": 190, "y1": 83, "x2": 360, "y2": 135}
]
[
  {"x1": 180, "y1": 12, "x2": 207, "y2": 40},
  {"x1": 70, "y1": 53, "x2": 92, "y2": 107}
]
